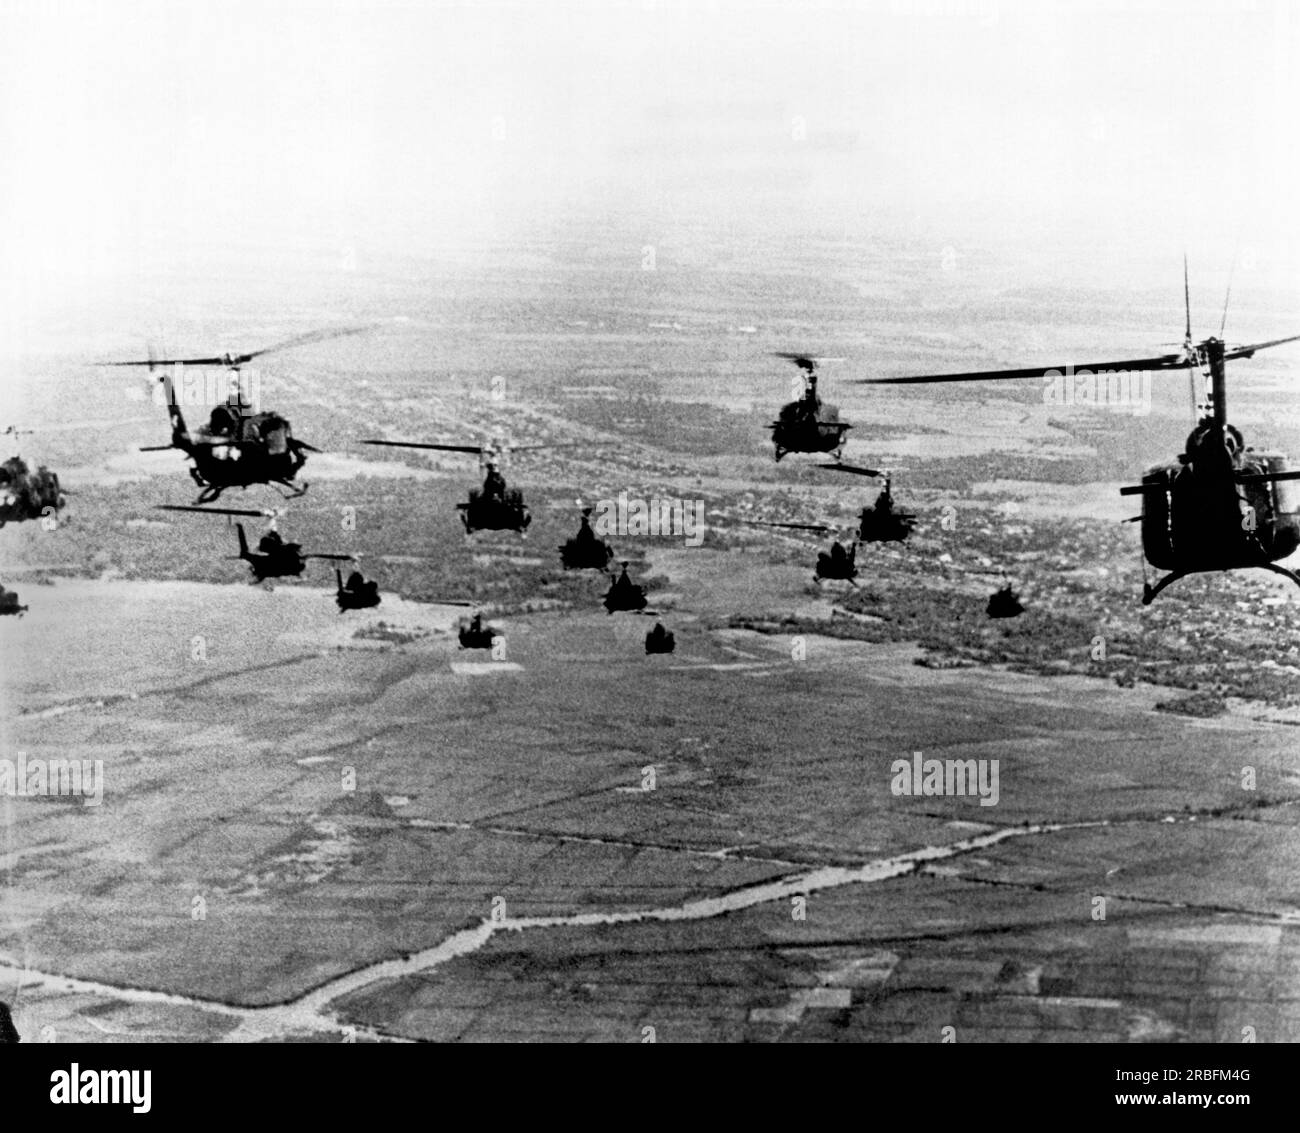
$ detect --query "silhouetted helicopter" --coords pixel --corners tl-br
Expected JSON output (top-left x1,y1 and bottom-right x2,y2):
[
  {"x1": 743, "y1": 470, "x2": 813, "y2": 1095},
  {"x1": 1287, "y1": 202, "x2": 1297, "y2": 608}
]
[
  {"x1": 336, "y1": 568, "x2": 381, "y2": 611},
  {"x1": 644, "y1": 620, "x2": 676, "y2": 654},
  {"x1": 104, "y1": 326, "x2": 374, "y2": 504},
  {"x1": 859, "y1": 261, "x2": 1300, "y2": 603},
  {"x1": 817, "y1": 463, "x2": 918, "y2": 543},
  {"x1": 0, "y1": 428, "x2": 65, "y2": 528},
  {"x1": 744, "y1": 514, "x2": 861, "y2": 586},
  {"x1": 0, "y1": 582, "x2": 28, "y2": 616},
  {"x1": 815, "y1": 538, "x2": 859, "y2": 585},
  {"x1": 156, "y1": 505, "x2": 355, "y2": 583},
  {"x1": 987, "y1": 583, "x2": 1025, "y2": 619},
  {"x1": 363, "y1": 437, "x2": 570, "y2": 534},
  {"x1": 769, "y1": 353, "x2": 852, "y2": 462},
  {"x1": 559, "y1": 506, "x2": 614, "y2": 569},
  {"x1": 603, "y1": 561, "x2": 649, "y2": 613},
  {"x1": 458, "y1": 610, "x2": 501, "y2": 649}
]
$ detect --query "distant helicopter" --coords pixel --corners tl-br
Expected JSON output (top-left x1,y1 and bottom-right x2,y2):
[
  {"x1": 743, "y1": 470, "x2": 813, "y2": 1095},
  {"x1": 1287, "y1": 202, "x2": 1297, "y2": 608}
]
[
  {"x1": 744, "y1": 514, "x2": 861, "y2": 586},
  {"x1": 818, "y1": 463, "x2": 918, "y2": 543},
  {"x1": 603, "y1": 562, "x2": 649, "y2": 613},
  {"x1": 559, "y1": 506, "x2": 614, "y2": 569},
  {"x1": 644, "y1": 620, "x2": 676, "y2": 654},
  {"x1": 987, "y1": 583, "x2": 1025, "y2": 619},
  {"x1": 336, "y1": 568, "x2": 381, "y2": 611},
  {"x1": 0, "y1": 581, "x2": 28, "y2": 616},
  {"x1": 859, "y1": 260, "x2": 1300, "y2": 604},
  {"x1": 457, "y1": 610, "x2": 501, "y2": 649},
  {"x1": 769, "y1": 353, "x2": 852, "y2": 462},
  {"x1": 104, "y1": 326, "x2": 374, "y2": 504},
  {"x1": 0, "y1": 428, "x2": 65, "y2": 528},
  {"x1": 156, "y1": 505, "x2": 355, "y2": 583},
  {"x1": 363, "y1": 437, "x2": 568, "y2": 534},
  {"x1": 815, "y1": 538, "x2": 859, "y2": 586}
]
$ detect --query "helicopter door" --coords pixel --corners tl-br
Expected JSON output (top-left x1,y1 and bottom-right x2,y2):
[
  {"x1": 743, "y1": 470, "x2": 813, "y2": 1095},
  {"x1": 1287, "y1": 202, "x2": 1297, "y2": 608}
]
[
  {"x1": 1138, "y1": 465, "x2": 1178, "y2": 570},
  {"x1": 1262, "y1": 455, "x2": 1300, "y2": 560}
]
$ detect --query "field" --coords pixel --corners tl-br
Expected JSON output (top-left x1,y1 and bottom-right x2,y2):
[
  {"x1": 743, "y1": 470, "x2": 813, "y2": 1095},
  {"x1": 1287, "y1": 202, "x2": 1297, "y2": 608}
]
[{"x1": 2, "y1": 229, "x2": 1299, "y2": 1042}]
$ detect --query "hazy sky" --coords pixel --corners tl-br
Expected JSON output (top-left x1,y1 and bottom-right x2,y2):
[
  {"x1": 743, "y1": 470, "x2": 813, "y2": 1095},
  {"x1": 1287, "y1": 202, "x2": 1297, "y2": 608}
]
[{"x1": 3, "y1": 0, "x2": 1298, "y2": 331}]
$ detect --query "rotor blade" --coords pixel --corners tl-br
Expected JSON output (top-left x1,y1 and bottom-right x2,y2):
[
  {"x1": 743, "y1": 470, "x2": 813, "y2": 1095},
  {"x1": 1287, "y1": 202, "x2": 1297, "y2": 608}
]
[
  {"x1": 303, "y1": 553, "x2": 358, "y2": 560},
  {"x1": 1219, "y1": 255, "x2": 1234, "y2": 338},
  {"x1": 1184, "y1": 252, "x2": 1192, "y2": 344},
  {"x1": 495, "y1": 443, "x2": 585, "y2": 452},
  {"x1": 774, "y1": 352, "x2": 844, "y2": 365},
  {"x1": 362, "y1": 439, "x2": 484, "y2": 454},
  {"x1": 773, "y1": 352, "x2": 818, "y2": 373},
  {"x1": 818, "y1": 462, "x2": 882, "y2": 478},
  {"x1": 1119, "y1": 483, "x2": 1165, "y2": 496},
  {"x1": 858, "y1": 354, "x2": 1190, "y2": 384},
  {"x1": 240, "y1": 323, "x2": 379, "y2": 362},
  {"x1": 1235, "y1": 469, "x2": 1300, "y2": 485},
  {"x1": 156, "y1": 505, "x2": 274, "y2": 517},
  {"x1": 292, "y1": 441, "x2": 322, "y2": 453},
  {"x1": 1224, "y1": 334, "x2": 1300, "y2": 360},
  {"x1": 102, "y1": 324, "x2": 379, "y2": 368},
  {"x1": 754, "y1": 520, "x2": 834, "y2": 533},
  {"x1": 103, "y1": 356, "x2": 233, "y2": 368},
  {"x1": 138, "y1": 444, "x2": 178, "y2": 452}
]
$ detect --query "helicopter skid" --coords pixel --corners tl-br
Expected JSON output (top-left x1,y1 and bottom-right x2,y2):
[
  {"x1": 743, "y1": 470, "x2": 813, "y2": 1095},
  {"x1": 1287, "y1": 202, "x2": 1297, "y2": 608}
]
[{"x1": 1142, "y1": 562, "x2": 1300, "y2": 605}]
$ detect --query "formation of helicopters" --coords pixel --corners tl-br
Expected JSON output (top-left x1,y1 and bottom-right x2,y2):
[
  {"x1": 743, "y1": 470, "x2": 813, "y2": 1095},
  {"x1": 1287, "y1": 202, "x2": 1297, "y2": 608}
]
[{"x1": 4, "y1": 259, "x2": 1297, "y2": 643}]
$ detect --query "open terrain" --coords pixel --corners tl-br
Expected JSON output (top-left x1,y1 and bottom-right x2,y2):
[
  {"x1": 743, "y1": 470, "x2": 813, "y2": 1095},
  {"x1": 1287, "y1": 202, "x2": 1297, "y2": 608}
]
[{"x1": 2, "y1": 234, "x2": 1298, "y2": 1041}]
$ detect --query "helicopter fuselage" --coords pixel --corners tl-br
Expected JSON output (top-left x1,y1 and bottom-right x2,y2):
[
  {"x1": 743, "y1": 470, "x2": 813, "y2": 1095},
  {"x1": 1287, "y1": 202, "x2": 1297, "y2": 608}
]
[
  {"x1": 156, "y1": 375, "x2": 310, "y2": 503},
  {"x1": 335, "y1": 569, "x2": 381, "y2": 611},
  {"x1": 770, "y1": 393, "x2": 851, "y2": 461},
  {"x1": 460, "y1": 484, "x2": 531, "y2": 533},
  {"x1": 244, "y1": 548, "x2": 309, "y2": 581},
  {"x1": 1128, "y1": 416, "x2": 1300, "y2": 601},
  {"x1": 1137, "y1": 445, "x2": 1300, "y2": 571},
  {"x1": 0, "y1": 456, "x2": 65, "y2": 527},
  {"x1": 815, "y1": 540, "x2": 858, "y2": 582}
]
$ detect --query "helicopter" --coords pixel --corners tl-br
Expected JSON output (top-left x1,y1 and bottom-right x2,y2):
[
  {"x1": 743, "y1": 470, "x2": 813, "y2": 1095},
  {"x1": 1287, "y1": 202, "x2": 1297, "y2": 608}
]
[
  {"x1": 363, "y1": 437, "x2": 568, "y2": 534},
  {"x1": 155, "y1": 505, "x2": 356, "y2": 583},
  {"x1": 603, "y1": 561, "x2": 649, "y2": 613},
  {"x1": 559, "y1": 506, "x2": 614, "y2": 569},
  {"x1": 104, "y1": 326, "x2": 375, "y2": 504},
  {"x1": 815, "y1": 538, "x2": 859, "y2": 585},
  {"x1": 0, "y1": 581, "x2": 28, "y2": 616},
  {"x1": 857, "y1": 260, "x2": 1300, "y2": 604},
  {"x1": 817, "y1": 463, "x2": 918, "y2": 543},
  {"x1": 336, "y1": 568, "x2": 381, "y2": 611},
  {"x1": 987, "y1": 582, "x2": 1025, "y2": 619},
  {"x1": 769, "y1": 353, "x2": 853, "y2": 462},
  {"x1": 644, "y1": 620, "x2": 676, "y2": 654},
  {"x1": 457, "y1": 610, "x2": 502, "y2": 650},
  {"x1": 744, "y1": 514, "x2": 862, "y2": 585},
  {"x1": 745, "y1": 513, "x2": 862, "y2": 585},
  {"x1": 0, "y1": 428, "x2": 66, "y2": 529}
]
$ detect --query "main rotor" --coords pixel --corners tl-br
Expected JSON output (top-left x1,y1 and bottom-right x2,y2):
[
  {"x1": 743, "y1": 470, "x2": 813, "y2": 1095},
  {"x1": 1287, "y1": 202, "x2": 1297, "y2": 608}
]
[{"x1": 854, "y1": 258, "x2": 1300, "y2": 434}]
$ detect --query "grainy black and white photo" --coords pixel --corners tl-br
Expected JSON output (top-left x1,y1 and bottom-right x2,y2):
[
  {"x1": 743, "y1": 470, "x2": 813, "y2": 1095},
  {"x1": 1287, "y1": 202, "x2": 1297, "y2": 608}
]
[{"x1": 1, "y1": 0, "x2": 1298, "y2": 1062}]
